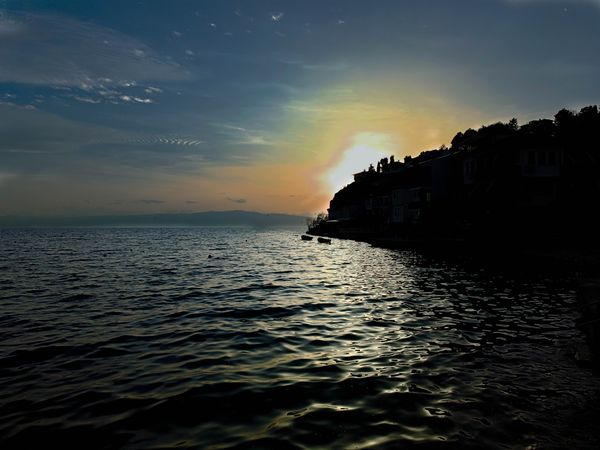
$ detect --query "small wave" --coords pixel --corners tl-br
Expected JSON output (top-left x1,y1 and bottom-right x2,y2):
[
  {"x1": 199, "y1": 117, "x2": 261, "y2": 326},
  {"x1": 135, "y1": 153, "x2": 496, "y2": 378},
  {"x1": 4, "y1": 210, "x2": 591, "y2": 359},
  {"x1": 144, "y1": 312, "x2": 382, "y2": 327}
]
[
  {"x1": 364, "y1": 318, "x2": 396, "y2": 328},
  {"x1": 180, "y1": 355, "x2": 233, "y2": 369},
  {"x1": 1, "y1": 343, "x2": 95, "y2": 368},
  {"x1": 234, "y1": 282, "x2": 284, "y2": 293},
  {"x1": 60, "y1": 293, "x2": 94, "y2": 302},
  {"x1": 208, "y1": 305, "x2": 300, "y2": 320},
  {"x1": 87, "y1": 346, "x2": 132, "y2": 358}
]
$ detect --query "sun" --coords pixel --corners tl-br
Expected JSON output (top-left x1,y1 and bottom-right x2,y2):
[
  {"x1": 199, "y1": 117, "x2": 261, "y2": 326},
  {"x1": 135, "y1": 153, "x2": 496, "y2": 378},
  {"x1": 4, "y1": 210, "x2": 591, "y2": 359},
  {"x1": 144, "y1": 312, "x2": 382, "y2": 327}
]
[{"x1": 323, "y1": 132, "x2": 394, "y2": 195}]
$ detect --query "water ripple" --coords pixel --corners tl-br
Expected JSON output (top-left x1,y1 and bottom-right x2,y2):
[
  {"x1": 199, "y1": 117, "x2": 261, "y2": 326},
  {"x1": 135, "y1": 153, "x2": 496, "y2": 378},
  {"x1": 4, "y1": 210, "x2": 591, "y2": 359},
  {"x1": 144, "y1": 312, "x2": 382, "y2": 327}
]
[{"x1": 0, "y1": 227, "x2": 599, "y2": 448}]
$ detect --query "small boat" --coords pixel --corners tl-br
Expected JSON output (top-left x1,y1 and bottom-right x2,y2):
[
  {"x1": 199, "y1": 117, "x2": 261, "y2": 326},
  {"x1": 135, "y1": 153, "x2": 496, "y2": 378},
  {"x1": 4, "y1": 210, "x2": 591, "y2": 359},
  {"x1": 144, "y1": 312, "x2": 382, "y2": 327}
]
[
  {"x1": 301, "y1": 234, "x2": 313, "y2": 241},
  {"x1": 317, "y1": 237, "x2": 331, "y2": 244}
]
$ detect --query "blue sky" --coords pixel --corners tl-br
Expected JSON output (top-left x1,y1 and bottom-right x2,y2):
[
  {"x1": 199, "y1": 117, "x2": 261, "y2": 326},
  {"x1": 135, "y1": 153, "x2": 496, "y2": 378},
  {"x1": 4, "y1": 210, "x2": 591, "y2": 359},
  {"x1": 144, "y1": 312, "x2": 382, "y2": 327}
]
[{"x1": 1, "y1": 0, "x2": 599, "y2": 216}]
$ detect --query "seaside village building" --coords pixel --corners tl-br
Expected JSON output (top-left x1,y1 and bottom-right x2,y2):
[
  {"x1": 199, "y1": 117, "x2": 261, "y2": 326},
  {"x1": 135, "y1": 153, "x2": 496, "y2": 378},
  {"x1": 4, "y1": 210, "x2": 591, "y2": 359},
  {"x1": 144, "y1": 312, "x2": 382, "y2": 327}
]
[{"x1": 326, "y1": 144, "x2": 565, "y2": 240}]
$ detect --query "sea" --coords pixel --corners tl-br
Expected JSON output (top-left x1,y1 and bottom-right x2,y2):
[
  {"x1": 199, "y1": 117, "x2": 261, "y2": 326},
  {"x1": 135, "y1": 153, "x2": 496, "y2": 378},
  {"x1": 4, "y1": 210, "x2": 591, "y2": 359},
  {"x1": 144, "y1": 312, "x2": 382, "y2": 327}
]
[{"x1": 1, "y1": 227, "x2": 599, "y2": 449}]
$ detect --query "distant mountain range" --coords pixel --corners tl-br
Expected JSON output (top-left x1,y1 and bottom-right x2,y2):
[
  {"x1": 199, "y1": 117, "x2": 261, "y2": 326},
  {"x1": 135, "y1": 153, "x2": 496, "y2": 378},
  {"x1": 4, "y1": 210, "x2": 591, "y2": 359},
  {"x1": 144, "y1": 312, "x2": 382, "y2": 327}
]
[{"x1": 0, "y1": 210, "x2": 308, "y2": 227}]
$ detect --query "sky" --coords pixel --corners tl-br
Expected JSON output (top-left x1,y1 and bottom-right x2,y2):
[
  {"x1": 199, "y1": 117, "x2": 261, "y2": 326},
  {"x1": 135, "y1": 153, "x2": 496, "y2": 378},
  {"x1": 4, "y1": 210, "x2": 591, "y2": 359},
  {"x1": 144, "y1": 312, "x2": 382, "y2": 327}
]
[{"x1": 1, "y1": 0, "x2": 599, "y2": 217}]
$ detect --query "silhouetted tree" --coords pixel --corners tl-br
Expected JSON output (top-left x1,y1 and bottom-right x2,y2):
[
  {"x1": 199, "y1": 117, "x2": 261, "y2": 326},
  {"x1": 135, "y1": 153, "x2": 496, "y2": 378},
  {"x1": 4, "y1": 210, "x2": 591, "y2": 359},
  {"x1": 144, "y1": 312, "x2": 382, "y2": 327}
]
[
  {"x1": 554, "y1": 108, "x2": 576, "y2": 132},
  {"x1": 520, "y1": 119, "x2": 555, "y2": 136},
  {"x1": 307, "y1": 212, "x2": 328, "y2": 231},
  {"x1": 450, "y1": 131, "x2": 464, "y2": 150}
]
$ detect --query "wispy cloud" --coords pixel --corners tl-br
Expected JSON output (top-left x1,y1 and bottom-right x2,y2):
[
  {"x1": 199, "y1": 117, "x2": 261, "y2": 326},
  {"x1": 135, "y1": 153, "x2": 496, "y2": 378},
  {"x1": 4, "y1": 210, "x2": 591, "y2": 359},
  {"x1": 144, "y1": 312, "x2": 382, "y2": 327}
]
[
  {"x1": 216, "y1": 123, "x2": 248, "y2": 132},
  {"x1": 237, "y1": 135, "x2": 271, "y2": 145},
  {"x1": 503, "y1": 0, "x2": 600, "y2": 9},
  {"x1": 0, "y1": 12, "x2": 190, "y2": 88},
  {"x1": 212, "y1": 123, "x2": 276, "y2": 146},
  {"x1": 0, "y1": 171, "x2": 18, "y2": 186},
  {"x1": 279, "y1": 59, "x2": 349, "y2": 72},
  {"x1": 0, "y1": 101, "x2": 208, "y2": 177},
  {"x1": 135, "y1": 199, "x2": 165, "y2": 204},
  {"x1": 128, "y1": 136, "x2": 205, "y2": 147},
  {"x1": 227, "y1": 197, "x2": 247, "y2": 204},
  {"x1": 119, "y1": 95, "x2": 154, "y2": 104},
  {"x1": 60, "y1": 82, "x2": 165, "y2": 105},
  {"x1": 73, "y1": 96, "x2": 101, "y2": 104},
  {"x1": 0, "y1": 101, "x2": 122, "y2": 154},
  {"x1": 0, "y1": 15, "x2": 23, "y2": 35}
]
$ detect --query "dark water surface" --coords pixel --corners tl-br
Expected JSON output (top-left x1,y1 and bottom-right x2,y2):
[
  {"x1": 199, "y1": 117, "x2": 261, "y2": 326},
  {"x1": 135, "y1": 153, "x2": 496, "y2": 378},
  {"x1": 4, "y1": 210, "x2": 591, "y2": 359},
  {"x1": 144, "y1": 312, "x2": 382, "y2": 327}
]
[{"x1": 1, "y1": 227, "x2": 599, "y2": 449}]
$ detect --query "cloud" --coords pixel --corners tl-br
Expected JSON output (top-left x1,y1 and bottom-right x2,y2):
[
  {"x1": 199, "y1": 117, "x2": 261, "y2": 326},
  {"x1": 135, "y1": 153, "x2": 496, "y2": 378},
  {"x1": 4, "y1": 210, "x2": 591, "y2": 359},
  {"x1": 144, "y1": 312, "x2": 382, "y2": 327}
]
[
  {"x1": 0, "y1": 171, "x2": 18, "y2": 186},
  {"x1": 144, "y1": 86, "x2": 162, "y2": 94},
  {"x1": 227, "y1": 197, "x2": 247, "y2": 204},
  {"x1": 0, "y1": 15, "x2": 22, "y2": 35},
  {"x1": 211, "y1": 123, "x2": 278, "y2": 147},
  {"x1": 63, "y1": 83, "x2": 164, "y2": 104},
  {"x1": 0, "y1": 101, "x2": 121, "y2": 154},
  {"x1": 0, "y1": 102, "x2": 208, "y2": 177},
  {"x1": 128, "y1": 136, "x2": 205, "y2": 147},
  {"x1": 0, "y1": 12, "x2": 190, "y2": 88},
  {"x1": 0, "y1": 98, "x2": 268, "y2": 181},
  {"x1": 216, "y1": 123, "x2": 248, "y2": 132},
  {"x1": 238, "y1": 135, "x2": 271, "y2": 145},
  {"x1": 119, "y1": 95, "x2": 154, "y2": 104},
  {"x1": 73, "y1": 96, "x2": 101, "y2": 104},
  {"x1": 279, "y1": 59, "x2": 349, "y2": 72},
  {"x1": 135, "y1": 199, "x2": 165, "y2": 204},
  {"x1": 502, "y1": 0, "x2": 600, "y2": 8}
]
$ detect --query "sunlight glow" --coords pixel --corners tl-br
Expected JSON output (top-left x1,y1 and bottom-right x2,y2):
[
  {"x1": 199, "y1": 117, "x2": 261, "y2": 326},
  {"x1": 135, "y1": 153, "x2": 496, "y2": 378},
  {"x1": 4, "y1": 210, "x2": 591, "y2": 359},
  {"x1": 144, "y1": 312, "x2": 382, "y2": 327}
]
[{"x1": 324, "y1": 132, "x2": 393, "y2": 195}]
